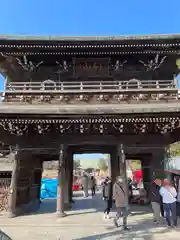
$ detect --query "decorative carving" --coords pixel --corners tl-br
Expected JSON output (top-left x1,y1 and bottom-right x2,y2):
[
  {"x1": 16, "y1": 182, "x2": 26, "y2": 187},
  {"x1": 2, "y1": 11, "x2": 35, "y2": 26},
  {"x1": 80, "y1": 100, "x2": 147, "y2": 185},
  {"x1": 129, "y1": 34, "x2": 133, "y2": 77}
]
[
  {"x1": 133, "y1": 124, "x2": 147, "y2": 134},
  {"x1": 127, "y1": 79, "x2": 141, "y2": 89},
  {"x1": 56, "y1": 60, "x2": 69, "y2": 72},
  {"x1": 20, "y1": 95, "x2": 32, "y2": 103},
  {"x1": 75, "y1": 124, "x2": 89, "y2": 134},
  {"x1": 114, "y1": 94, "x2": 125, "y2": 102},
  {"x1": 57, "y1": 124, "x2": 71, "y2": 134},
  {"x1": 76, "y1": 95, "x2": 90, "y2": 102},
  {"x1": 41, "y1": 79, "x2": 56, "y2": 90},
  {"x1": 139, "y1": 54, "x2": 167, "y2": 72},
  {"x1": 96, "y1": 94, "x2": 110, "y2": 102},
  {"x1": 64, "y1": 95, "x2": 71, "y2": 102},
  {"x1": 0, "y1": 117, "x2": 179, "y2": 136},
  {"x1": 0, "y1": 122, "x2": 27, "y2": 136},
  {"x1": 16, "y1": 55, "x2": 43, "y2": 74},
  {"x1": 35, "y1": 124, "x2": 51, "y2": 135},
  {"x1": 0, "y1": 53, "x2": 17, "y2": 71},
  {"x1": 113, "y1": 124, "x2": 124, "y2": 133},
  {"x1": 93, "y1": 124, "x2": 107, "y2": 134},
  {"x1": 113, "y1": 60, "x2": 127, "y2": 71},
  {"x1": 39, "y1": 95, "x2": 52, "y2": 103}
]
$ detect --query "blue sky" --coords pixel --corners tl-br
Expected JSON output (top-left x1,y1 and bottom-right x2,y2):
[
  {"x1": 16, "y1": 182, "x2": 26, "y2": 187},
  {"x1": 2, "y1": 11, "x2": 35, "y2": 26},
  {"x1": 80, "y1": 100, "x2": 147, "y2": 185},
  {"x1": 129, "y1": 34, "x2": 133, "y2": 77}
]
[{"x1": 0, "y1": 0, "x2": 180, "y2": 159}]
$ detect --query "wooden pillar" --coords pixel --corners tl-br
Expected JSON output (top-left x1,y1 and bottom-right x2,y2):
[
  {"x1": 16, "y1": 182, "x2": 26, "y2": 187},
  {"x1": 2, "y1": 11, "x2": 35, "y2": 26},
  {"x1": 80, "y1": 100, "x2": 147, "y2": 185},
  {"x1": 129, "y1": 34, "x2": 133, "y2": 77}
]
[
  {"x1": 56, "y1": 144, "x2": 67, "y2": 217},
  {"x1": 8, "y1": 149, "x2": 19, "y2": 218},
  {"x1": 141, "y1": 154, "x2": 152, "y2": 192},
  {"x1": 110, "y1": 146, "x2": 119, "y2": 184},
  {"x1": 64, "y1": 148, "x2": 71, "y2": 210},
  {"x1": 151, "y1": 147, "x2": 166, "y2": 179},
  {"x1": 68, "y1": 151, "x2": 73, "y2": 202},
  {"x1": 118, "y1": 144, "x2": 129, "y2": 208}
]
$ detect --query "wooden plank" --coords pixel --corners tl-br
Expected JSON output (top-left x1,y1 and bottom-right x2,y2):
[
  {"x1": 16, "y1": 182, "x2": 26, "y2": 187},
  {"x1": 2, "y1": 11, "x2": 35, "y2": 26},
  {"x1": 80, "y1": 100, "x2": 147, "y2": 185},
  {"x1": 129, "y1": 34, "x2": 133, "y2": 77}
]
[{"x1": 0, "y1": 103, "x2": 180, "y2": 114}]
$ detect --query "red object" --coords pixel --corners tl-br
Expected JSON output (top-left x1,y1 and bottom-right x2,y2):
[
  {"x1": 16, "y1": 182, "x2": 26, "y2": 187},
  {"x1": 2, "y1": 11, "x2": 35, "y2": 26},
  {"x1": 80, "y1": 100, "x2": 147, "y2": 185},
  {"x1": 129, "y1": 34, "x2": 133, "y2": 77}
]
[
  {"x1": 133, "y1": 170, "x2": 142, "y2": 183},
  {"x1": 72, "y1": 184, "x2": 79, "y2": 191}
]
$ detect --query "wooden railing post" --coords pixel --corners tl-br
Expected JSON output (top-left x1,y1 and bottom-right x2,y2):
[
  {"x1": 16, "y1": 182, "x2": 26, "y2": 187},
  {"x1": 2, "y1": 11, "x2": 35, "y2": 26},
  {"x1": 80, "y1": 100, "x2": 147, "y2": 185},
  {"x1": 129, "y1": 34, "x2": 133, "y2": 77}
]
[
  {"x1": 80, "y1": 82, "x2": 83, "y2": 91},
  {"x1": 156, "y1": 80, "x2": 159, "y2": 88}
]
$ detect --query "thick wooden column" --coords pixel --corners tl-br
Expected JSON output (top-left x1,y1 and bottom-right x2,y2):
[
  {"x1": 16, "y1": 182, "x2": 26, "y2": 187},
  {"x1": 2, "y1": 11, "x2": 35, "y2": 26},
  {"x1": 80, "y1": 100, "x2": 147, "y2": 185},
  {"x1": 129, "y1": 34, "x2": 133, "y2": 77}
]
[
  {"x1": 68, "y1": 150, "x2": 73, "y2": 203},
  {"x1": 8, "y1": 150, "x2": 19, "y2": 218},
  {"x1": 152, "y1": 148, "x2": 166, "y2": 179},
  {"x1": 64, "y1": 148, "x2": 71, "y2": 210},
  {"x1": 110, "y1": 146, "x2": 120, "y2": 183},
  {"x1": 56, "y1": 144, "x2": 67, "y2": 217},
  {"x1": 141, "y1": 154, "x2": 152, "y2": 192},
  {"x1": 117, "y1": 144, "x2": 129, "y2": 208}
]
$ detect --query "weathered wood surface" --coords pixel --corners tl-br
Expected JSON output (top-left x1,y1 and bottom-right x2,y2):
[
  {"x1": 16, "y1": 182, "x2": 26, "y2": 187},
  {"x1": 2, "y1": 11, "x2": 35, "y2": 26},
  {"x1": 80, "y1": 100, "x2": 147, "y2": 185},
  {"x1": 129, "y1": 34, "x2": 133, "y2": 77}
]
[
  {"x1": 5, "y1": 79, "x2": 176, "y2": 93},
  {"x1": 0, "y1": 103, "x2": 180, "y2": 114}
]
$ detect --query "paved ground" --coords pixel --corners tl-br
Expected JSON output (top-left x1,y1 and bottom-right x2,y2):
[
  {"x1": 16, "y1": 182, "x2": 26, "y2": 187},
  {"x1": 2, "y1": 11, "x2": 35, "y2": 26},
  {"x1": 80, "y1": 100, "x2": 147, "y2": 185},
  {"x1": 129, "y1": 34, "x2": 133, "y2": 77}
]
[{"x1": 0, "y1": 191, "x2": 180, "y2": 239}]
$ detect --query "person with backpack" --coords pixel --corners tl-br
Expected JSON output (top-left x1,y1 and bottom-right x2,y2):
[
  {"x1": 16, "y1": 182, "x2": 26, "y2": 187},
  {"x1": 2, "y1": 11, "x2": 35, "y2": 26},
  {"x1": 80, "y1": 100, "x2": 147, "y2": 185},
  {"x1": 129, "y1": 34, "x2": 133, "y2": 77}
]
[
  {"x1": 102, "y1": 177, "x2": 113, "y2": 219},
  {"x1": 113, "y1": 176, "x2": 129, "y2": 230},
  {"x1": 159, "y1": 178, "x2": 177, "y2": 227}
]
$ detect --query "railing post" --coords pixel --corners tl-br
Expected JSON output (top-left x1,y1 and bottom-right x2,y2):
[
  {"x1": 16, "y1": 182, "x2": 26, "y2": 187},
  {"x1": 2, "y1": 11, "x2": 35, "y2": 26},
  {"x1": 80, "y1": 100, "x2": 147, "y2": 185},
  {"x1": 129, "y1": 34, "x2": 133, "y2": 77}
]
[
  {"x1": 80, "y1": 82, "x2": 83, "y2": 91},
  {"x1": 156, "y1": 80, "x2": 159, "y2": 88},
  {"x1": 118, "y1": 81, "x2": 122, "y2": 89},
  {"x1": 60, "y1": 82, "x2": 64, "y2": 91}
]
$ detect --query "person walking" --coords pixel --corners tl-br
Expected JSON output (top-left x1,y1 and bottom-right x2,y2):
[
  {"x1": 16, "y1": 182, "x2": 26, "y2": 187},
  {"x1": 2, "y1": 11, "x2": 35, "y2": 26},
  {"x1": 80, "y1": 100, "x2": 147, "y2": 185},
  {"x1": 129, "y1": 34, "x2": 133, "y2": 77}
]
[
  {"x1": 159, "y1": 178, "x2": 177, "y2": 228},
  {"x1": 149, "y1": 179, "x2": 161, "y2": 223},
  {"x1": 89, "y1": 176, "x2": 96, "y2": 196},
  {"x1": 102, "y1": 177, "x2": 113, "y2": 219},
  {"x1": 113, "y1": 176, "x2": 129, "y2": 230},
  {"x1": 82, "y1": 174, "x2": 89, "y2": 198}
]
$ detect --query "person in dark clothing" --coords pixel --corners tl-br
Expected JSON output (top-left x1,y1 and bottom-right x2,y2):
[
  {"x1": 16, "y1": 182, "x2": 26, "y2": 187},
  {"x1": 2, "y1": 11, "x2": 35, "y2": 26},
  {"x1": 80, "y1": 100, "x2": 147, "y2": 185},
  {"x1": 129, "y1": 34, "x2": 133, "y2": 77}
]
[
  {"x1": 102, "y1": 177, "x2": 113, "y2": 219},
  {"x1": 128, "y1": 178, "x2": 133, "y2": 204},
  {"x1": 149, "y1": 179, "x2": 162, "y2": 223},
  {"x1": 89, "y1": 176, "x2": 96, "y2": 196}
]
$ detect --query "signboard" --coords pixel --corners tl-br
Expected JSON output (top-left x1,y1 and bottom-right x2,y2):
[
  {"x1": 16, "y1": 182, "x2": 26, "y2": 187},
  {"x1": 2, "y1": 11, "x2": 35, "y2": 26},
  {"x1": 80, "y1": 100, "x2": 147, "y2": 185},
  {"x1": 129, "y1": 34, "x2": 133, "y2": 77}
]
[{"x1": 73, "y1": 58, "x2": 109, "y2": 77}]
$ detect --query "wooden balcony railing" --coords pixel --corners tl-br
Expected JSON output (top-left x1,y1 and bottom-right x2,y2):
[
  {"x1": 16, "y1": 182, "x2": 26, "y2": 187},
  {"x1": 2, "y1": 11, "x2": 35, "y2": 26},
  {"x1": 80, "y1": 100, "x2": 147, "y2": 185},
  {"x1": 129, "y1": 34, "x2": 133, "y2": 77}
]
[{"x1": 4, "y1": 79, "x2": 178, "y2": 94}]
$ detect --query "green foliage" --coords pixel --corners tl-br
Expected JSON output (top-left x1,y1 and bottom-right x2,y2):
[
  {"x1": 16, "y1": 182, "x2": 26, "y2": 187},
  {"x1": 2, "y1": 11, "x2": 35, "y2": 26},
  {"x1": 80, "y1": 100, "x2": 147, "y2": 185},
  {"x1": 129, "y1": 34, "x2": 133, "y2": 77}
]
[
  {"x1": 169, "y1": 142, "x2": 180, "y2": 157},
  {"x1": 131, "y1": 160, "x2": 141, "y2": 171},
  {"x1": 73, "y1": 159, "x2": 81, "y2": 169},
  {"x1": 98, "y1": 158, "x2": 108, "y2": 171}
]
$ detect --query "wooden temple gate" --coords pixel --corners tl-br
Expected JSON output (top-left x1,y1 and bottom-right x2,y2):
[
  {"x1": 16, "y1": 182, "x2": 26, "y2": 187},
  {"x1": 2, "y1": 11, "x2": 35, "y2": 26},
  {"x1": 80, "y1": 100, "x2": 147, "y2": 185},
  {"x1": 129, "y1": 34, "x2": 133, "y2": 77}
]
[{"x1": 0, "y1": 34, "x2": 179, "y2": 217}]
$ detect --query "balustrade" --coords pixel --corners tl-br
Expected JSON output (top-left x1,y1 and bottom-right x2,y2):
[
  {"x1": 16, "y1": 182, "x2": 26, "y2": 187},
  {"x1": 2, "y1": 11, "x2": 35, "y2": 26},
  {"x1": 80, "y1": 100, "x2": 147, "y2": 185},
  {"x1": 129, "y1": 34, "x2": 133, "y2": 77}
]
[{"x1": 4, "y1": 79, "x2": 178, "y2": 94}]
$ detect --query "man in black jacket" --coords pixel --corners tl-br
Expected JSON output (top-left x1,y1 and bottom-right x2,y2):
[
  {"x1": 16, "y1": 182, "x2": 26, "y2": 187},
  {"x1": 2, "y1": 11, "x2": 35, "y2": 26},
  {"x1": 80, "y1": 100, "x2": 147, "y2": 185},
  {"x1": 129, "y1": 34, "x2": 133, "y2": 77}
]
[
  {"x1": 102, "y1": 177, "x2": 113, "y2": 219},
  {"x1": 149, "y1": 179, "x2": 162, "y2": 223}
]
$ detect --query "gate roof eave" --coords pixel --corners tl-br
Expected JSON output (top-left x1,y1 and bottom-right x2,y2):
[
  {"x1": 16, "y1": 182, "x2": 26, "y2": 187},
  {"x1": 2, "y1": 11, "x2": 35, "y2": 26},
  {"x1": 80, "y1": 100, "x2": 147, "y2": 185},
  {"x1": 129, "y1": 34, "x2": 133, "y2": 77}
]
[{"x1": 0, "y1": 103, "x2": 179, "y2": 115}]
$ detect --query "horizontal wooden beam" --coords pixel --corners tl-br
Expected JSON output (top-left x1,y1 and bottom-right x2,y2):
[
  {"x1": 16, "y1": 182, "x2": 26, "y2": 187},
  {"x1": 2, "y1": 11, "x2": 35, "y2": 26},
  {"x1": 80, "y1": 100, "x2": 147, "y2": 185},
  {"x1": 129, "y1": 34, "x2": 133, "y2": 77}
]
[{"x1": 0, "y1": 103, "x2": 180, "y2": 114}]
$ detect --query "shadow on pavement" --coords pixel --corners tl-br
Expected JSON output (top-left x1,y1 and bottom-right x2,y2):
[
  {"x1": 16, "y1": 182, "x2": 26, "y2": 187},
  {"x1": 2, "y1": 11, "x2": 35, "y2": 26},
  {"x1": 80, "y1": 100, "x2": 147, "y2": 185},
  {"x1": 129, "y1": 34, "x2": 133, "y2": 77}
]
[
  {"x1": 73, "y1": 217, "x2": 180, "y2": 240},
  {"x1": 30, "y1": 191, "x2": 153, "y2": 218}
]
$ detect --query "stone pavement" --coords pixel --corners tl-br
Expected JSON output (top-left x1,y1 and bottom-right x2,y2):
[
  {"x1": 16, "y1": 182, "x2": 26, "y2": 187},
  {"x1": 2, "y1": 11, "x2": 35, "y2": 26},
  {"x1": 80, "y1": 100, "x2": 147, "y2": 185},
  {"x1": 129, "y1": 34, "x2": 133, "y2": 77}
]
[{"x1": 0, "y1": 191, "x2": 180, "y2": 240}]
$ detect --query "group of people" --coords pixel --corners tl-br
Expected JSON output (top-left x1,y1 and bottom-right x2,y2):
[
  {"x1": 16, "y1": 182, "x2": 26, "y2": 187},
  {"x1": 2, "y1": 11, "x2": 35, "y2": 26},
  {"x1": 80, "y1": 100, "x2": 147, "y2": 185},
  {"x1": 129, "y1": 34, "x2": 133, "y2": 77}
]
[
  {"x1": 82, "y1": 173, "x2": 179, "y2": 230},
  {"x1": 149, "y1": 178, "x2": 177, "y2": 228},
  {"x1": 102, "y1": 176, "x2": 179, "y2": 230},
  {"x1": 82, "y1": 174, "x2": 96, "y2": 197},
  {"x1": 102, "y1": 176, "x2": 129, "y2": 230}
]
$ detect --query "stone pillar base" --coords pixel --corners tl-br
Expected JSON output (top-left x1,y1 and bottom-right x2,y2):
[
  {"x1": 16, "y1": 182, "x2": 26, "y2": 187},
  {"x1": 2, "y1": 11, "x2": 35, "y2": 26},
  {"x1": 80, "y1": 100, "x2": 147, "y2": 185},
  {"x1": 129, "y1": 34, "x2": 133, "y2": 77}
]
[
  {"x1": 6, "y1": 199, "x2": 40, "y2": 218},
  {"x1": 64, "y1": 202, "x2": 71, "y2": 210},
  {"x1": 56, "y1": 211, "x2": 67, "y2": 218},
  {"x1": 7, "y1": 211, "x2": 17, "y2": 218}
]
